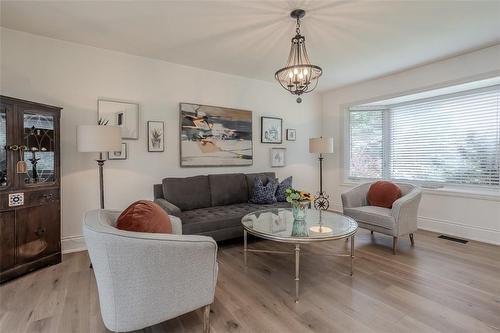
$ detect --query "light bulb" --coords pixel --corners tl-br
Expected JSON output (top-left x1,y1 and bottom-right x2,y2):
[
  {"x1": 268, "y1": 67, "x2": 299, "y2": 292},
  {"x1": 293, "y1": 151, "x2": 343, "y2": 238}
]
[
  {"x1": 303, "y1": 68, "x2": 308, "y2": 75},
  {"x1": 298, "y1": 73, "x2": 304, "y2": 80},
  {"x1": 288, "y1": 72, "x2": 294, "y2": 78},
  {"x1": 293, "y1": 68, "x2": 298, "y2": 75}
]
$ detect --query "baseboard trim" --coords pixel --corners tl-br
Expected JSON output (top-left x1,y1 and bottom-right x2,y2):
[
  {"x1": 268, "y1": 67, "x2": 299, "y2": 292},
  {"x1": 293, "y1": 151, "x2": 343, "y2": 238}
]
[
  {"x1": 61, "y1": 235, "x2": 87, "y2": 254},
  {"x1": 418, "y1": 216, "x2": 500, "y2": 246}
]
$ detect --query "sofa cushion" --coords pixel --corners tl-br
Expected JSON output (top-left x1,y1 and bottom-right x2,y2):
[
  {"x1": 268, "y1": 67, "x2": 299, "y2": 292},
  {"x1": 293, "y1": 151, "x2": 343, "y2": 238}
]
[
  {"x1": 250, "y1": 177, "x2": 278, "y2": 204},
  {"x1": 367, "y1": 181, "x2": 401, "y2": 208},
  {"x1": 116, "y1": 200, "x2": 172, "y2": 233},
  {"x1": 209, "y1": 173, "x2": 248, "y2": 206},
  {"x1": 180, "y1": 202, "x2": 291, "y2": 234},
  {"x1": 246, "y1": 172, "x2": 275, "y2": 197},
  {"x1": 275, "y1": 176, "x2": 292, "y2": 202},
  {"x1": 162, "y1": 175, "x2": 211, "y2": 211},
  {"x1": 344, "y1": 206, "x2": 395, "y2": 230}
]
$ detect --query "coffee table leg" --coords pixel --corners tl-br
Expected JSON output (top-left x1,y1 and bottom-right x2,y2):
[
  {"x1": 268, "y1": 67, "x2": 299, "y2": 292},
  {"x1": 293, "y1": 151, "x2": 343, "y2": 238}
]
[
  {"x1": 244, "y1": 230, "x2": 248, "y2": 267},
  {"x1": 350, "y1": 235, "x2": 355, "y2": 276},
  {"x1": 295, "y1": 244, "x2": 300, "y2": 303}
]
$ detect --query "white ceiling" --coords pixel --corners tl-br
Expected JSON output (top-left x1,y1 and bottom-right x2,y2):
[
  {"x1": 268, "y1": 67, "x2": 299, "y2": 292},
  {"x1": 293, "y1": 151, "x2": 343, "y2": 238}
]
[{"x1": 1, "y1": 1, "x2": 499, "y2": 91}]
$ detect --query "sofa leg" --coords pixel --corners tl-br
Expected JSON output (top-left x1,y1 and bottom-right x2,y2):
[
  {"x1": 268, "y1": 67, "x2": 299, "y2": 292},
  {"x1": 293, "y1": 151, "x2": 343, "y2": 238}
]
[
  {"x1": 409, "y1": 233, "x2": 415, "y2": 246},
  {"x1": 370, "y1": 230, "x2": 374, "y2": 235},
  {"x1": 203, "y1": 304, "x2": 211, "y2": 333},
  {"x1": 392, "y1": 237, "x2": 398, "y2": 255}
]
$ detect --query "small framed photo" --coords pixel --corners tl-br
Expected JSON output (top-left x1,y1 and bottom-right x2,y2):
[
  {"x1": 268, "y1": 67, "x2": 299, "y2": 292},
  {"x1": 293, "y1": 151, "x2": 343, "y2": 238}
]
[
  {"x1": 261, "y1": 116, "x2": 282, "y2": 144},
  {"x1": 286, "y1": 129, "x2": 296, "y2": 141},
  {"x1": 271, "y1": 148, "x2": 286, "y2": 167},
  {"x1": 98, "y1": 99, "x2": 140, "y2": 139},
  {"x1": 108, "y1": 143, "x2": 127, "y2": 160},
  {"x1": 147, "y1": 121, "x2": 165, "y2": 152}
]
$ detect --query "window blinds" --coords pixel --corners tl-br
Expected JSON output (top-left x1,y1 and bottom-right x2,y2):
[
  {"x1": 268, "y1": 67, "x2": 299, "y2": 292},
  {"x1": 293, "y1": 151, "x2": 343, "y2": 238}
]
[
  {"x1": 348, "y1": 84, "x2": 500, "y2": 187},
  {"x1": 390, "y1": 86, "x2": 499, "y2": 186}
]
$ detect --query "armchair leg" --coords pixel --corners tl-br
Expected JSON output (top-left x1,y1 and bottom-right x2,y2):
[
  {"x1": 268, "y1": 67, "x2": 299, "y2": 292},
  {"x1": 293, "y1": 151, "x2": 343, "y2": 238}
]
[
  {"x1": 392, "y1": 237, "x2": 398, "y2": 255},
  {"x1": 409, "y1": 233, "x2": 415, "y2": 246},
  {"x1": 203, "y1": 304, "x2": 211, "y2": 333}
]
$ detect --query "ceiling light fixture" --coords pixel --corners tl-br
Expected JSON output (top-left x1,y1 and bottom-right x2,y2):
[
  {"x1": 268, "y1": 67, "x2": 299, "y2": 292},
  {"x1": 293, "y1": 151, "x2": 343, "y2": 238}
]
[{"x1": 275, "y1": 9, "x2": 322, "y2": 103}]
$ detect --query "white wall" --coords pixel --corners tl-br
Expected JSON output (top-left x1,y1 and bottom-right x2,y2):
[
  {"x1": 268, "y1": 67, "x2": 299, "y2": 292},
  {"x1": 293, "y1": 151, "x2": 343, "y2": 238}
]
[
  {"x1": 0, "y1": 28, "x2": 322, "y2": 252},
  {"x1": 321, "y1": 44, "x2": 500, "y2": 245}
]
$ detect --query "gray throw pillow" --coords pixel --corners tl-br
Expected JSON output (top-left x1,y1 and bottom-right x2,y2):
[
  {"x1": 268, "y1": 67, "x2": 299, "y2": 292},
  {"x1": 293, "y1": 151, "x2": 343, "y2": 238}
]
[
  {"x1": 250, "y1": 177, "x2": 278, "y2": 204},
  {"x1": 275, "y1": 176, "x2": 293, "y2": 202}
]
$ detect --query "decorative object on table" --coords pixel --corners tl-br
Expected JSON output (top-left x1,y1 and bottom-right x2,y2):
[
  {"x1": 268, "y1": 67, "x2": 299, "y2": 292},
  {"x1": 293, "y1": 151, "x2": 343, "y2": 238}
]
[
  {"x1": 285, "y1": 188, "x2": 314, "y2": 221},
  {"x1": 180, "y1": 103, "x2": 252, "y2": 167},
  {"x1": 249, "y1": 177, "x2": 278, "y2": 204},
  {"x1": 261, "y1": 116, "x2": 282, "y2": 143},
  {"x1": 98, "y1": 99, "x2": 139, "y2": 139},
  {"x1": 0, "y1": 95, "x2": 62, "y2": 283},
  {"x1": 286, "y1": 129, "x2": 296, "y2": 141},
  {"x1": 147, "y1": 121, "x2": 164, "y2": 152},
  {"x1": 270, "y1": 147, "x2": 286, "y2": 167},
  {"x1": 108, "y1": 142, "x2": 127, "y2": 160},
  {"x1": 291, "y1": 219, "x2": 308, "y2": 237},
  {"x1": 77, "y1": 124, "x2": 122, "y2": 209},
  {"x1": 309, "y1": 137, "x2": 334, "y2": 210},
  {"x1": 275, "y1": 9, "x2": 322, "y2": 103},
  {"x1": 275, "y1": 176, "x2": 293, "y2": 202}
]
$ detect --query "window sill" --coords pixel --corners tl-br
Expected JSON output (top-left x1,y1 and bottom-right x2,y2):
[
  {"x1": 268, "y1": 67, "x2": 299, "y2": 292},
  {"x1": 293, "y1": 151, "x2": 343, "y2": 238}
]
[{"x1": 340, "y1": 182, "x2": 500, "y2": 202}]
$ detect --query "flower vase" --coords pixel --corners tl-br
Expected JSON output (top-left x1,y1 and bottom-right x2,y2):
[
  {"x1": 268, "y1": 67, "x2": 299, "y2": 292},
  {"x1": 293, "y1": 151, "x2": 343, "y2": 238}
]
[
  {"x1": 292, "y1": 201, "x2": 308, "y2": 221},
  {"x1": 291, "y1": 219, "x2": 308, "y2": 237}
]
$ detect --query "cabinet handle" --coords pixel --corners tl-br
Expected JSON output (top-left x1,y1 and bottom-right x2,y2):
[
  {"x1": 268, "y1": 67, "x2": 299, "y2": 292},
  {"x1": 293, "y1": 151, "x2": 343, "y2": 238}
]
[{"x1": 35, "y1": 227, "x2": 46, "y2": 236}]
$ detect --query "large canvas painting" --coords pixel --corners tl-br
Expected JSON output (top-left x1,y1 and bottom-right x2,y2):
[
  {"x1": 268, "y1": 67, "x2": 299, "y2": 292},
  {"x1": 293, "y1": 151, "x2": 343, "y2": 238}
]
[{"x1": 180, "y1": 103, "x2": 253, "y2": 167}]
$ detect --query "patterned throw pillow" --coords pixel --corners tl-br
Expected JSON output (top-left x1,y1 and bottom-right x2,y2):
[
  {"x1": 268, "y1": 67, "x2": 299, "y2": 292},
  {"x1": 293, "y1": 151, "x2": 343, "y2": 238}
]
[
  {"x1": 275, "y1": 176, "x2": 292, "y2": 202},
  {"x1": 250, "y1": 177, "x2": 278, "y2": 204}
]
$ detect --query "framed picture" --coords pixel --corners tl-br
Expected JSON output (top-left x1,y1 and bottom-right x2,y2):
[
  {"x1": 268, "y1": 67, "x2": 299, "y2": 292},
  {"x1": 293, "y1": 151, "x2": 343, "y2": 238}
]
[
  {"x1": 180, "y1": 103, "x2": 253, "y2": 167},
  {"x1": 261, "y1": 116, "x2": 282, "y2": 144},
  {"x1": 271, "y1": 148, "x2": 286, "y2": 167},
  {"x1": 286, "y1": 129, "x2": 296, "y2": 141},
  {"x1": 147, "y1": 121, "x2": 165, "y2": 152},
  {"x1": 98, "y1": 99, "x2": 139, "y2": 139},
  {"x1": 108, "y1": 143, "x2": 127, "y2": 160}
]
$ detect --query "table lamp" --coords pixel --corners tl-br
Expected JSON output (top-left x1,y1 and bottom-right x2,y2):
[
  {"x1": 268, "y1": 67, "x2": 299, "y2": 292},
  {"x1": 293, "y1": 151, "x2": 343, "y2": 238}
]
[
  {"x1": 77, "y1": 125, "x2": 121, "y2": 209},
  {"x1": 309, "y1": 137, "x2": 334, "y2": 210}
]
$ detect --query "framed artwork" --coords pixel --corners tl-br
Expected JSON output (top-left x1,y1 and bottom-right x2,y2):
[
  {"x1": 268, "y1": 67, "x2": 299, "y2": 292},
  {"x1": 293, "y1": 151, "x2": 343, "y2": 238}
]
[
  {"x1": 271, "y1": 148, "x2": 286, "y2": 167},
  {"x1": 98, "y1": 99, "x2": 139, "y2": 139},
  {"x1": 108, "y1": 143, "x2": 127, "y2": 160},
  {"x1": 180, "y1": 103, "x2": 253, "y2": 167},
  {"x1": 261, "y1": 116, "x2": 282, "y2": 144},
  {"x1": 147, "y1": 121, "x2": 165, "y2": 152},
  {"x1": 286, "y1": 129, "x2": 296, "y2": 141}
]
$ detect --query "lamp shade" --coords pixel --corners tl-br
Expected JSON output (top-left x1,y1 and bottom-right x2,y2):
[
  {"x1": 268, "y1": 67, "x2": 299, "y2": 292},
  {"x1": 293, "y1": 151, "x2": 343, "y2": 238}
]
[
  {"x1": 309, "y1": 137, "x2": 334, "y2": 154},
  {"x1": 77, "y1": 125, "x2": 122, "y2": 152}
]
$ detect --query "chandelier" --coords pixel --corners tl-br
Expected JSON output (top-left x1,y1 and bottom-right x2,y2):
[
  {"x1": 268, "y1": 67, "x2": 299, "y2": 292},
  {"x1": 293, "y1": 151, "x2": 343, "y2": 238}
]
[{"x1": 275, "y1": 9, "x2": 322, "y2": 103}]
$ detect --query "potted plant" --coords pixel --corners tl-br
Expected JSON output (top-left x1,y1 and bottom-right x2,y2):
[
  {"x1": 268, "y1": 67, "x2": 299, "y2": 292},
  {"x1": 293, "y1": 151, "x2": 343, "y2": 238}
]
[{"x1": 286, "y1": 188, "x2": 314, "y2": 221}]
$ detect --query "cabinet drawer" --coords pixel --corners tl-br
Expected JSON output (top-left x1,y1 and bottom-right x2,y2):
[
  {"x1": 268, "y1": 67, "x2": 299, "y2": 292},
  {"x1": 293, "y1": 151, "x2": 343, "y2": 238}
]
[{"x1": 0, "y1": 188, "x2": 60, "y2": 210}]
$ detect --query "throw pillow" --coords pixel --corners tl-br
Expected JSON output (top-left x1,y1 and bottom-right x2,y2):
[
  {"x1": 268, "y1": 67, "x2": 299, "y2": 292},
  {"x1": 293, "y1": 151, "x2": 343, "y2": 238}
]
[
  {"x1": 250, "y1": 177, "x2": 278, "y2": 204},
  {"x1": 367, "y1": 181, "x2": 402, "y2": 208},
  {"x1": 275, "y1": 176, "x2": 293, "y2": 202},
  {"x1": 117, "y1": 200, "x2": 172, "y2": 233}
]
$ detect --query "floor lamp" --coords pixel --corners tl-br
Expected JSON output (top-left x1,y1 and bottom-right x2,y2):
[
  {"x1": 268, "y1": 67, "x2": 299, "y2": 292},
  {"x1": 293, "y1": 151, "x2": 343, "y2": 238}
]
[
  {"x1": 77, "y1": 125, "x2": 122, "y2": 209},
  {"x1": 309, "y1": 137, "x2": 334, "y2": 210}
]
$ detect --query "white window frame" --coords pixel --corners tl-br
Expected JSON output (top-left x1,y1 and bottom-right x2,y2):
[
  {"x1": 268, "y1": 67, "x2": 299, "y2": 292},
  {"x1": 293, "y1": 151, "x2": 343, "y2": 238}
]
[{"x1": 343, "y1": 84, "x2": 500, "y2": 190}]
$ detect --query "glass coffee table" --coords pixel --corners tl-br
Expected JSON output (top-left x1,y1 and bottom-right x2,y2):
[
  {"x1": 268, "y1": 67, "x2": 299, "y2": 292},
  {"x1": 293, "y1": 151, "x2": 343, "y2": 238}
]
[{"x1": 241, "y1": 208, "x2": 358, "y2": 302}]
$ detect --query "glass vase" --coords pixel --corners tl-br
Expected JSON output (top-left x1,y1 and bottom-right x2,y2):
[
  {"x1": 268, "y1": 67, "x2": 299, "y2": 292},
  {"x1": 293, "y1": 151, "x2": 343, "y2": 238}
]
[{"x1": 292, "y1": 201, "x2": 308, "y2": 221}]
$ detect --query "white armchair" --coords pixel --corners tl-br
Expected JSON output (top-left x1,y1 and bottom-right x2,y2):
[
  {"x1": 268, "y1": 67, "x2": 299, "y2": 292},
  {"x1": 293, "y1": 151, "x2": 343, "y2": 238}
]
[
  {"x1": 341, "y1": 182, "x2": 422, "y2": 254},
  {"x1": 83, "y1": 209, "x2": 218, "y2": 332}
]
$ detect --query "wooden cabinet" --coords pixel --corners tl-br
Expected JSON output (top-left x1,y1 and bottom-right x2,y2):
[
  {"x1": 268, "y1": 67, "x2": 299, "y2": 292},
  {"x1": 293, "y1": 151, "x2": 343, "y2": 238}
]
[{"x1": 0, "y1": 96, "x2": 61, "y2": 283}]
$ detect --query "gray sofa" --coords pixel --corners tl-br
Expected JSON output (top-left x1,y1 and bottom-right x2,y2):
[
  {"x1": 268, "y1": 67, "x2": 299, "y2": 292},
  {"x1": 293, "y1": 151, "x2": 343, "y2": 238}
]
[{"x1": 153, "y1": 172, "x2": 291, "y2": 241}]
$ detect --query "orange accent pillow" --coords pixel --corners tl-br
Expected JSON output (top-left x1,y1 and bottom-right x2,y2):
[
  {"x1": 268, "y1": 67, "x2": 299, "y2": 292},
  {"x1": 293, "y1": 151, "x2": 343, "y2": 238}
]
[
  {"x1": 117, "y1": 200, "x2": 172, "y2": 233},
  {"x1": 367, "y1": 181, "x2": 402, "y2": 208}
]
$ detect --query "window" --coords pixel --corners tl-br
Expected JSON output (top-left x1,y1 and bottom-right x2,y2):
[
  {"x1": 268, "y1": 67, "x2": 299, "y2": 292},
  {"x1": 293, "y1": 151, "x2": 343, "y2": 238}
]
[{"x1": 347, "y1": 83, "x2": 500, "y2": 187}]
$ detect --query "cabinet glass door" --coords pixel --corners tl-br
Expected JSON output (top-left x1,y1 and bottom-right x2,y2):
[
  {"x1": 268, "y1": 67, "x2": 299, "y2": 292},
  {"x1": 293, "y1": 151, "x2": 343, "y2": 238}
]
[
  {"x1": 23, "y1": 113, "x2": 56, "y2": 184},
  {"x1": 0, "y1": 109, "x2": 7, "y2": 187}
]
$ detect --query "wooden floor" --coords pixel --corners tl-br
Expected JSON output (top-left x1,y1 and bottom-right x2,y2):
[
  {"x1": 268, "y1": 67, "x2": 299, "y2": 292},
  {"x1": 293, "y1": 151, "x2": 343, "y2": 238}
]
[{"x1": 1, "y1": 229, "x2": 499, "y2": 333}]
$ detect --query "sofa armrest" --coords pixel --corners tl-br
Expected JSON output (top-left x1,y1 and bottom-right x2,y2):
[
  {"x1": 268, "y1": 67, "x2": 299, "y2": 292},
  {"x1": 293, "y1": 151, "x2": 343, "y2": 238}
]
[
  {"x1": 154, "y1": 198, "x2": 181, "y2": 217},
  {"x1": 391, "y1": 187, "x2": 422, "y2": 235},
  {"x1": 341, "y1": 183, "x2": 371, "y2": 210}
]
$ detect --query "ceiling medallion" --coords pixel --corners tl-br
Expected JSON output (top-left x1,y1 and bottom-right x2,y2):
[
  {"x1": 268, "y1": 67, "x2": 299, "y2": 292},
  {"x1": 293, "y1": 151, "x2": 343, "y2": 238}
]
[{"x1": 275, "y1": 9, "x2": 323, "y2": 103}]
